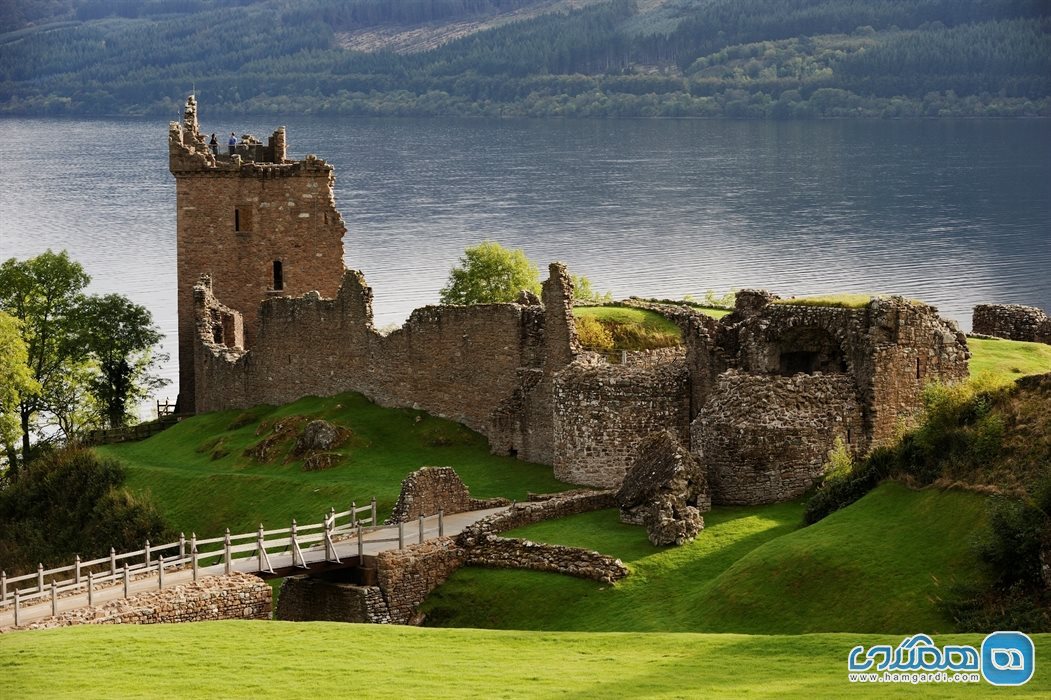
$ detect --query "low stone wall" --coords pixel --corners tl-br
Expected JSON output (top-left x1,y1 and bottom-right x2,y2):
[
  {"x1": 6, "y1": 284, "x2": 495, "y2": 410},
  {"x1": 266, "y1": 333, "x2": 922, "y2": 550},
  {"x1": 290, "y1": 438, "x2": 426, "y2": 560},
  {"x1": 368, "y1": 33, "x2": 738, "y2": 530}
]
[
  {"x1": 375, "y1": 537, "x2": 467, "y2": 624},
  {"x1": 973, "y1": 304, "x2": 1051, "y2": 344},
  {"x1": 276, "y1": 576, "x2": 390, "y2": 624},
  {"x1": 7, "y1": 573, "x2": 271, "y2": 631},
  {"x1": 465, "y1": 537, "x2": 628, "y2": 584},
  {"x1": 462, "y1": 489, "x2": 618, "y2": 537},
  {"x1": 457, "y1": 490, "x2": 627, "y2": 583},
  {"x1": 387, "y1": 466, "x2": 511, "y2": 523}
]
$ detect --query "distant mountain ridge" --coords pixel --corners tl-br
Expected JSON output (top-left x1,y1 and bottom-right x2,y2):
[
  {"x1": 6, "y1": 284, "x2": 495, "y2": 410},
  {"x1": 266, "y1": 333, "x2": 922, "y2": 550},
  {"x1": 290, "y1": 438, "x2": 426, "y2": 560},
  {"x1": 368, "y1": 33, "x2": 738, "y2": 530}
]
[{"x1": 1, "y1": 0, "x2": 1048, "y2": 117}]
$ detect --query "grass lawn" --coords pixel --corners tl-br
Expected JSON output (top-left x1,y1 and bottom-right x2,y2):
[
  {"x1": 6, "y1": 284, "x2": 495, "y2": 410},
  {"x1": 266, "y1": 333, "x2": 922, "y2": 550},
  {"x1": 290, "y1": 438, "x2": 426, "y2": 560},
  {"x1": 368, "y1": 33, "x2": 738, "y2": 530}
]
[
  {"x1": 422, "y1": 483, "x2": 985, "y2": 634},
  {"x1": 968, "y1": 336, "x2": 1051, "y2": 385},
  {"x1": 100, "y1": 392, "x2": 570, "y2": 539},
  {"x1": 1, "y1": 622, "x2": 1047, "y2": 699},
  {"x1": 773, "y1": 293, "x2": 883, "y2": 308}
]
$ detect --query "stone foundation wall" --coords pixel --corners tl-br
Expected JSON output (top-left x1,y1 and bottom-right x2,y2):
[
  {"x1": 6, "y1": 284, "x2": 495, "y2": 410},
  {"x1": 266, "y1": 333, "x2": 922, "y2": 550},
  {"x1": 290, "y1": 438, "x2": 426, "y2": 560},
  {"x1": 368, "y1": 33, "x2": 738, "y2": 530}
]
[
  {"x1": 692, "y1": 372, "x2": 864, "y2": 505},
  {"x1": 973, "y1": 304, "x2": 1051, "y2": 344},
  {"x1": 7, "y1": 574, "x2": 271, "y2": 631},
  {"x1": 552, "y1": 350, "x2": 690, "y2": 487},
  {"x1": 375, "y1": 537, "x2": 467, "y2": 624},
  {"x1": 276, "y1": 576, "x2": 390, "y2": 624},
  {"x1": 461, "y1": 490, "x2": 618, "y2": 537}
]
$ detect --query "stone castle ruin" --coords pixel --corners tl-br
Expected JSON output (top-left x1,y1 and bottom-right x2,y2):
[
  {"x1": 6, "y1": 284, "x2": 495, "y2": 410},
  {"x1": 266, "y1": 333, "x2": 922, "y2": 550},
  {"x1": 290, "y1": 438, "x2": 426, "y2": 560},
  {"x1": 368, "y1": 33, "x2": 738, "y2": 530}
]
[{"x1": 170, "y1": 97, "x2": 970, "y2": 506}]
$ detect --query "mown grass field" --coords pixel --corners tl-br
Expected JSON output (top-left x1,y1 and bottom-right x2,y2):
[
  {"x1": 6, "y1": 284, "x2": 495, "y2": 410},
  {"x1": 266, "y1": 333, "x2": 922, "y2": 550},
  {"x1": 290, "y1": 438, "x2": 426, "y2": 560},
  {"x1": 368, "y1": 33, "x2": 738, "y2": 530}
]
[
  {"x1": 99, "y1": 392, "x2": 569, "y2": 538},
  {"x1": 422, "y1": 483, "x2": 986, "y2": 634},
  {"x1": 2, "y1": 622, "x2": 1048, "y2": 699}
]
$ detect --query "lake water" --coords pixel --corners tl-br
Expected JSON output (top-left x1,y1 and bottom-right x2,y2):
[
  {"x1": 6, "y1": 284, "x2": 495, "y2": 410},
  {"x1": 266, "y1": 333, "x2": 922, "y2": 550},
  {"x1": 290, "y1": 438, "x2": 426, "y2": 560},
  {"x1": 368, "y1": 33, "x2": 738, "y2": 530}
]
[{"x1": 1, "y1": 116, "x2": 1050, "y2": 403}]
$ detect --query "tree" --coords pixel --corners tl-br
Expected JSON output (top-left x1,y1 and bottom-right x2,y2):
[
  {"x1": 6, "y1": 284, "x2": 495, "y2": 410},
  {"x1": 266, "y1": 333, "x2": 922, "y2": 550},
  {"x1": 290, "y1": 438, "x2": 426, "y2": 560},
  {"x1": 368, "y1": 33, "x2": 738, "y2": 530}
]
[
  {"x1": 439, "y1": 241, "x2": 541, "y2": 304},
  {"x1": 81, "y1": 294, "x2": 168, "y2": 429},
  {"x1": 0, "y1": 250, "x2": 90, "y2": 465},
  {"x1": 0, "y1": 312, "x2": 40, "y2": 468}
]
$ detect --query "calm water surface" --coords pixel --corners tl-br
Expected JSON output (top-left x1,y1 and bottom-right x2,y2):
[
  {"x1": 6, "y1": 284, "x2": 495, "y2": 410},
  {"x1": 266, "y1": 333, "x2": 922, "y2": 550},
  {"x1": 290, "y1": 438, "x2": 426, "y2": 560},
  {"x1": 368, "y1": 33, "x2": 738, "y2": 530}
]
[{"x1": 1, "y1": 116, "x2": 1049, "y2": 400}]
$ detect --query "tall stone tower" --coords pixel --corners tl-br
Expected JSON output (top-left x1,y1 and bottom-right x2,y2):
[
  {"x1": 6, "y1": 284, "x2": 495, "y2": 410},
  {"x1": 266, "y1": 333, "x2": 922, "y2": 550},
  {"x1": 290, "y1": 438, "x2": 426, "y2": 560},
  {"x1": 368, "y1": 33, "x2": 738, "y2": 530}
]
[{"x1": 168, "y1": 96, "x2": 346, "y2": 412}]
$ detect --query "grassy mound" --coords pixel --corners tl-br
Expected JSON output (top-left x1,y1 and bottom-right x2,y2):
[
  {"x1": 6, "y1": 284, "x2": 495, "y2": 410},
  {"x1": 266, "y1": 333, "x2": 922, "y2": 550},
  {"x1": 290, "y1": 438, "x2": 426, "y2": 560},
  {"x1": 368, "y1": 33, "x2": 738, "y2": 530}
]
[
  {"x1": 422, "y1": 483, "x2": 984, "y2": 634},
  {"x1": 99, "y1": 392, "x2": 569, "y2": 538},
  {"x1": 573, "y1": 306, "x2": 682, "y2": 356},
  {"x1": 5, "y1": 622, "x2": 1048, "y2": 698},
  {"x1": 968, "y1": 337, "x2": 1051, "y2": 385}
]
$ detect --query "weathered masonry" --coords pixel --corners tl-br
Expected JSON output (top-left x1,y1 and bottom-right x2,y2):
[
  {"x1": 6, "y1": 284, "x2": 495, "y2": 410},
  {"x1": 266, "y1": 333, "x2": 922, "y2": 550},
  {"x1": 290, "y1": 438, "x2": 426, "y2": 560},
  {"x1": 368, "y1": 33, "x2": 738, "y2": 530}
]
[
  {"x1": 171, "y1": 97, "x2": 970, "y2": 506},
  {"x1": 169, "y1": 95, "x2": 346, "y2": 413},
  {"x1": 973, "y1": 303, "x2": 1051, "y2": 345}
]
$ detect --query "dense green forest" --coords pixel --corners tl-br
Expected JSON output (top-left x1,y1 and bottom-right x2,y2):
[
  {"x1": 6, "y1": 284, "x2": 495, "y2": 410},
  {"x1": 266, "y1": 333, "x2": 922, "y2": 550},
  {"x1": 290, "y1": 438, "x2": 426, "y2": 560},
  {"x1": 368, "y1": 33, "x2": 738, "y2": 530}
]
[{"x1": 1, "y1": 0, "x2": 1048, "y2": 117}]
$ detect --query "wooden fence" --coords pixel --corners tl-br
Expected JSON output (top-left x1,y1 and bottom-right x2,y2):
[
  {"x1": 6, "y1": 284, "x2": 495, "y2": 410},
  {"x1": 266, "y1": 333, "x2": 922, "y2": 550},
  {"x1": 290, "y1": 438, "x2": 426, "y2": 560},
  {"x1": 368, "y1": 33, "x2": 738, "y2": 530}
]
[{"x1": 0, "y1": 497, "x2": 463, "y2": 627}]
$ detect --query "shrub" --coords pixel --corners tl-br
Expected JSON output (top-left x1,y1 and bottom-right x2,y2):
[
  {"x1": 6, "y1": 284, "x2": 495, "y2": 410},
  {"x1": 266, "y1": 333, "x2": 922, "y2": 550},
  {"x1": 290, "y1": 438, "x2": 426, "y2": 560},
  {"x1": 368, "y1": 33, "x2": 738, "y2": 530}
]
[
  {"x1": 0, "y1": 448, "x2": 172, "y2": 574},
  {"x1": 575, "y1": 315, "x2": 614, "y2": 353}
]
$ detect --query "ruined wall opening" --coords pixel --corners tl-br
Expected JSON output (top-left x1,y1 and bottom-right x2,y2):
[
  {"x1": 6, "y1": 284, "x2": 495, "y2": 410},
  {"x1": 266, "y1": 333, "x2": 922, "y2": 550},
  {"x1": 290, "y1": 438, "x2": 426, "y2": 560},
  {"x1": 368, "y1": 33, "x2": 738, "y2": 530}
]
[
  {"x1": 234, "y1": 206, "x2": 252, "y2": 233},
  {"x1": 273, "y1": 260, "x2": 284, "y2": 291},
  {"x1": 776, "y1": 327, "x2": 846, "y2": 376}
]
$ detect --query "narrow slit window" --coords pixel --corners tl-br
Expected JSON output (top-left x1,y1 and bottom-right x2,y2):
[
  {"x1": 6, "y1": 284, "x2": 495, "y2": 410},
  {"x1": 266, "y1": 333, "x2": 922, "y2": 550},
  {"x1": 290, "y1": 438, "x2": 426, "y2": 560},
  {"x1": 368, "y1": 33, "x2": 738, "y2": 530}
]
[
  {"x1": 234, "y1": 208, "x2": 240, "y2": 231},
  {"x1": 273, "y1": 260, "x2": 283, "y2": 291},
  {"x1": 916, "y1": 357, "x2": 922, "y2": 380}
]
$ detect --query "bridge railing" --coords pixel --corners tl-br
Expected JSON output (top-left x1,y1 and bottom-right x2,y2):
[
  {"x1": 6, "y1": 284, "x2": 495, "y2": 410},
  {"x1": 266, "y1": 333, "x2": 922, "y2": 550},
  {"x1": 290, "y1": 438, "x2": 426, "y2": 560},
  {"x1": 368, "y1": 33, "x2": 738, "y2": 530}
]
[{"x1": 0, "y1": 497, "x2": 384, "y2": 625}]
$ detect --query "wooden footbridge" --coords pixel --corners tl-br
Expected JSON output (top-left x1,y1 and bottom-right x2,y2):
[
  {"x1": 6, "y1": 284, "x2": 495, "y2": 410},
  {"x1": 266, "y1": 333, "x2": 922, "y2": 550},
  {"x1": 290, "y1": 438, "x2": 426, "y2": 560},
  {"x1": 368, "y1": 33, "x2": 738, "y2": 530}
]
[{"x1": 0, "y1": 500, "x2": 506, "y2": 630}]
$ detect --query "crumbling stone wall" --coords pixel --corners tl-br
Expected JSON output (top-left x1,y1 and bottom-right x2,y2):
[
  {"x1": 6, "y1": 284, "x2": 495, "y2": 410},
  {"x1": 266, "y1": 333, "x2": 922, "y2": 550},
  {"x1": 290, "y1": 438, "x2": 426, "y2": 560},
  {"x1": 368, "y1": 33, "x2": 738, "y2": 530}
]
[
  {"x1": 692, "y1": 371, "x2": 864, "y2": 505},
  {"x1": 8, "y1": 574, "x2": 271, "y2": 631},
  {"x1": 973, "y1": 304, "x2": 1051, "y2": 344},
  {"x1": 552, "y1": 349, "x2": 690, "y2": 487},
  {"x1": 170, "y1": 96, "x2": 346, "y2": 412},
  {"x1": 387, "y1": 466, "x2": 510, "y2": 524},
  {"x1": 194, "y1": 265, "x2": 577, "y2": 466},
  {"x1": 463, "y1": 537, "x2": 628, "y2": 583}
]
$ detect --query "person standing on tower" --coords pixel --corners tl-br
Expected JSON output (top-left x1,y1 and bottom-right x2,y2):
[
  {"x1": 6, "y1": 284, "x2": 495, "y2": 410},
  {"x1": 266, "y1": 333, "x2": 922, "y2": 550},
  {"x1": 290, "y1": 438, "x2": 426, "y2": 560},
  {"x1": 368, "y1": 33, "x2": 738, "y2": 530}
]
[
  {"x1": 209, "y1": 133, "x2": 218, "y2": 155},
  {"x1": 228, "y1": 132, "x2": 237, "y2": 155}
]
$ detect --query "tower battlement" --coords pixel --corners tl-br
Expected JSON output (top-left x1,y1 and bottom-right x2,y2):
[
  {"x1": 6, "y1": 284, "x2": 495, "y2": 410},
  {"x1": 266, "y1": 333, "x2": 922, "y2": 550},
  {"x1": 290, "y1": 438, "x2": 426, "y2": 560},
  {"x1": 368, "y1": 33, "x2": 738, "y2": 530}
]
[{"x1": 169, "y1": 95, "x2": 346, "y2": 413}]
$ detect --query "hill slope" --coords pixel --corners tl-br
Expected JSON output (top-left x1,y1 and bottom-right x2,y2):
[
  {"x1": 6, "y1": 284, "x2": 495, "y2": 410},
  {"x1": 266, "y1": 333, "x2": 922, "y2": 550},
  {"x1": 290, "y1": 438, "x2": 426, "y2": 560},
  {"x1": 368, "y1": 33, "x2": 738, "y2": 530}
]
[
  {"x1": 422, "y1": 483, "x2": 987, "y2": 633},
  {"x1": 1, "y1": 0, "x2": 1048, "y2": 116}
]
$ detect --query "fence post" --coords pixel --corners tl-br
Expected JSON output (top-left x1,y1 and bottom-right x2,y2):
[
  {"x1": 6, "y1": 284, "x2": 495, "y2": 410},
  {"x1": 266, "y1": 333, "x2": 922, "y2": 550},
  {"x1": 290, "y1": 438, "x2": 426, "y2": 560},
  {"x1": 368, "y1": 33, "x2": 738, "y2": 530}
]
[
  {"x1": 398, "y1": 522, "x2": 404, "y2": 550},
  {"x1": 123, "y1": 563, "x2": 130, "y2": 598},
  {"x1": 191, "y1": 536, "x2": 199, "y2": 582},
  {"x1": 439, "y1": 509, "x2": 445, "y2": 537},
  {"x1": 158, "y1": 556, "x2": 164, "y2": 590},
  {"x1": 37, "y1": 563, "x2": 44, "y2": 593},
  {"x1": 110, "y1": 547, "x2": 116, "y2": 577},
  {"x1": 179, "y1": 532, "x2": 186, "y2": 560},
  {"x1": 224, "y1": 528, "x2": 232, "y2": 575},
  {"x1": 290, "y1": 519, "x2": 299, "y2": 567},
  {"x1": 357, "y1": 523, "x2": 364, "y2": 558},
  {"x1": 1, "y1": 571, "x2": 6, "y2": 604},
  {"x1": 51, "y1": 581, "x2": 57, "y2": 617},
  {"x1": 144, "y1": 539, "x2": 151, "y2": 568},
  {"x1": 257, "y1": 524, "x2": 266, "y2": 572},
  {"x1": 75, "y1": 555, "x2": 81, "y2": 584},
  {"x1": 371, "y1": 497, "x2": 377, "y2": 525},
  {"x1": 351, "y1": 501, "x2": 357, "y2": 525},
  {"x1": 418, "y1": 514, "x2": 425, "y2": 544},
  {"x1": 13, "y1": 589, "x2": 19, "y2": 627},
  {"x1": 87, "y1": 571, "x2": 94, "y2": 607}
]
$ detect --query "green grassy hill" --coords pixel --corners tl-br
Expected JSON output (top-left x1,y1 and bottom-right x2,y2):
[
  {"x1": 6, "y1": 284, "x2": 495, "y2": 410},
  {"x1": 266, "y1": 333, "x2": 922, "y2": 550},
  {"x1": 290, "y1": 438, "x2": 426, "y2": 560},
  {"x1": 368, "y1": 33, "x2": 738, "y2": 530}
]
[
  {"x1": 100, "y1": 392, "x2": 569, "y2": 538},
  {"x1": 423, "y1": 483, "x2": 986, "y2": 633}
]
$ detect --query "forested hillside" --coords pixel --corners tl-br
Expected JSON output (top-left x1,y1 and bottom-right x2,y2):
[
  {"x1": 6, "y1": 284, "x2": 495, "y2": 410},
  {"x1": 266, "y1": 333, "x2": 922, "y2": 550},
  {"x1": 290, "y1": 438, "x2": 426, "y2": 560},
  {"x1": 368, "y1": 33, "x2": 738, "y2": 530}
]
[{"x1": 1, "y1": 0, "x2": 1048, "y2": 117}]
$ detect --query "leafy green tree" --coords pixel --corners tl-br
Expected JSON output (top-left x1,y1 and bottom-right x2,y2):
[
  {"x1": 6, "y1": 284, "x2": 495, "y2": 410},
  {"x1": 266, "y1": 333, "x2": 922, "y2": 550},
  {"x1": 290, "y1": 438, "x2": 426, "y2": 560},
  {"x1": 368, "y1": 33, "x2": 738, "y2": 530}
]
[
  {"x1": 440, "y1": 241, "x2": 541, "y2": 304},
  {"x1": 81, "y1": 294, "x2": 168, "y2": 430},
  {"x1": 0, "y1": 312, "x2": 40, "y2": 467},
  {"x1": 571, "y1": 274, "x2": 612, "y2": 304},
  {"x1": 0, "y1": 250, "x2": 90, "y2": 465}
]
